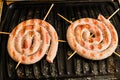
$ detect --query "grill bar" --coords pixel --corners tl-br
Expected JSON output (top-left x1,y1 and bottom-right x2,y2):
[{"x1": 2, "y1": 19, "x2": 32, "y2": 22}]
[{"x1": 0, "y1": 1, "x2": 120, "y2": 80}]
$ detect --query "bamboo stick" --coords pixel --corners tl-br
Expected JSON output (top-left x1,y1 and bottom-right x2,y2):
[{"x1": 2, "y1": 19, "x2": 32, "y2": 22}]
[
  {"x1": 15, "y1": 60, "x2": 21, "y2": 69},
  {"x1": 0, "y1": 31, "x2": 10, "y2": 35},
  {"x1": 43, "y1": 4, "x2": 54, "y2": 21},
  {"x1": 57, "y1": 13, "x2": 73, "y2": 24},
  {"x1": 107, "y1": 8, "x2": 120, "y2": 20},
  {"x1": 67, "y1": 51, "x2": 77, "y2": 60},
  {"x1": 58, "y1": 40, "x2": 66, "y2": 42}
]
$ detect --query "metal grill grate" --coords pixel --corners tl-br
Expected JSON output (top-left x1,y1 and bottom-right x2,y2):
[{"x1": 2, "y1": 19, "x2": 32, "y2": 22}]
[{"x1": 0, "y1": 1, "x2": 120, "y2": 80}]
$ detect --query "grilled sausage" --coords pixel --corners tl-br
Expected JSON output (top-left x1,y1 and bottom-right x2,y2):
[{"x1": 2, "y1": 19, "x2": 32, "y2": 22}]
[
  {"x1": 66, "y1": 14, "x2": 118, "y2": 60},
  {"x1": 7, "y1": 19, "x2": 58, "y2": 64}
]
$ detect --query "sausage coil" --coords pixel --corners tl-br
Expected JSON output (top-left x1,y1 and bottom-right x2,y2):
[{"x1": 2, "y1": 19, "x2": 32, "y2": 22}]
[
  {"x1": 7, "y1": 19, "x2": 58, "y2": 64},
  {"x1": 66, "y1": 14, "x2": 118, "y2": 60}
]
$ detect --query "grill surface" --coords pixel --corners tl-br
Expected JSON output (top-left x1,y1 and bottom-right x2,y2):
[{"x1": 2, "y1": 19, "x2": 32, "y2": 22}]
[{"x1": 0, "y1": 1, "x2": 120, "y2": 80}]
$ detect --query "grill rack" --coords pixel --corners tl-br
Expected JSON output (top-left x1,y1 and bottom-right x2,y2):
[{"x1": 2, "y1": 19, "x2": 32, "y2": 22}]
[{"x1": 0, "y1": 1, "x2": 120, "y2": 80}]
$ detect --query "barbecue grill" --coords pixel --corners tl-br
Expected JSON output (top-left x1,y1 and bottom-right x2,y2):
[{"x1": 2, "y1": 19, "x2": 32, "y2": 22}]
[{"x1": 0, "y1": 0, "x2": 120, "y2": 80}]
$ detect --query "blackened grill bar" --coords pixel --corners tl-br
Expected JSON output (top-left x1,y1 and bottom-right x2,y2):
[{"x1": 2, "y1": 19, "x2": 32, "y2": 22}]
[{"x1": 0, "y1": 1, "x2": 120, "y2": 80}]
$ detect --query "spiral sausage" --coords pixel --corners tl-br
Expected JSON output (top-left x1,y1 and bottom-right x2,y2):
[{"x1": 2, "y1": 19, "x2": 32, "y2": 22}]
[
  {"x1": 7, "y1": 19, "x2": 58, "y2": 64},
  {"x1": 67, "y1": 14, "x2": 118, "y2": 60}
]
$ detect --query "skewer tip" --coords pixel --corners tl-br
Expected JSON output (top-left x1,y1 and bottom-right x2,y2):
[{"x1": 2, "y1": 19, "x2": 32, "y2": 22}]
[
  {"x1": 15, "y1": 61, "x2": 21, "y2": 69},
  {"x1": 113, "y1": 52, "x2": 120, "y2": 57},
  {"x1": 57, "y1": 13, "x2": 73, "y2": 24},
  {"x1": 107, "y1": 8, "x2": 120, "y2": 20},
  {"x1": 43, "y1": 3, "x2": 54, "y2": 21},
  {"x1": 58, "y1": 40, "x2": 66, "y2": 42},
  {"x1": 0, "y1": 31, "x2": 10, "y2": 35},
  {"x1": 67, "y1": 51, "x2": 77, "y2": 60}
]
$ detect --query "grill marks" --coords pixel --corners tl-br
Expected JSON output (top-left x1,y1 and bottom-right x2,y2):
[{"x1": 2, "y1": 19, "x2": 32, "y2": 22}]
[
  {"x1": 7, "y1": 19, "x2": 58, "y2": 64},
  {"x1": 23, "y1": 39, "x2": 29, "y2": 49},
  {"x1": 67, "y1": 15, "x2": 118, "y2": 60},
  {"x1": 22, "y1": 56, "x2": 25, "y2": 61},
  {"x1": 45, "y1": 31, "x2": 49, "y2": 44}
]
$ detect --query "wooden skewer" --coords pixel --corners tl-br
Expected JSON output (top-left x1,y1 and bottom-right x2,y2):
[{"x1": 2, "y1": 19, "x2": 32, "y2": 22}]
[
  {"x1": 43, "y1": 4, "x2": 54, "y2": 21},
  {"x1": 107, "y1": 8, "x2": 120, "y2": 20},
  {"x1": 0, "y1": 31, "x2": 10, "y2": 34},
  {"x1": 67, "y1": 51, "x2": 77, "y2": 60},
  {"x1": 57, "y1": 13, "x2": 73, "y2": 24},
  {"x1": 58, "y1": 40, "x2": 66, "y2": 42},
  {"x1": 90, "y1": 33, "x2": 94, "y2": 37},
  {"x1": 15, "y1": 60, "x2": 21, "y2": 69},
  {"x1": 114, "y1": 52, "x2": 120, "y2": 57}
]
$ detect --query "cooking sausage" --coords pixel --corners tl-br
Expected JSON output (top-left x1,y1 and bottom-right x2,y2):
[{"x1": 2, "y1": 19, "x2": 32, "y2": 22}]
[
  {"x1": 7, "y1": 19, "x2": 58, "y2": 64},
  {"x1": 66, "y1": 14, "x2": 118, "y2": 60}
]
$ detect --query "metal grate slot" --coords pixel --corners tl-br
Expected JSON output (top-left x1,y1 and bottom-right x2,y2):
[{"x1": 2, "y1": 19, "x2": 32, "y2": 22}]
[{"x1": 98, "y1": 60, "x2": 107, "y2": 74}]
